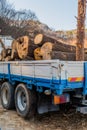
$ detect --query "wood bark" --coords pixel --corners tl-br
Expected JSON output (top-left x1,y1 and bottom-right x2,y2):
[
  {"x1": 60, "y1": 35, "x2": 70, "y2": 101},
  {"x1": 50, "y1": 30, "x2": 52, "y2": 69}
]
[
  {"x1": 76, "y1": 0, "x2": 86, "y2": 61},
  {"x1": 52, "y1": 51, "x2": 87, "y2": 61},
  {"x1": 51, "y1": 51, "x2": 76, "y2": 61}
]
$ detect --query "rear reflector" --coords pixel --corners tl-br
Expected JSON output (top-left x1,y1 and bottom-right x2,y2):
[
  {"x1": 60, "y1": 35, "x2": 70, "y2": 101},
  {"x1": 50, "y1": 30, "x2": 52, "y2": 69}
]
[{"x1": 54, "y1": 94, "x2": 70, "y2": 105}]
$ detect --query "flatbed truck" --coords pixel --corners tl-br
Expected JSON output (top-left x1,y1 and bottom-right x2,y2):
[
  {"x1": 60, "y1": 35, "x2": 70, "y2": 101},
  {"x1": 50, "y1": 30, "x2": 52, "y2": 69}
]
[{"x1": 0, "y1": 60, "x2": 87, "y2": 118}]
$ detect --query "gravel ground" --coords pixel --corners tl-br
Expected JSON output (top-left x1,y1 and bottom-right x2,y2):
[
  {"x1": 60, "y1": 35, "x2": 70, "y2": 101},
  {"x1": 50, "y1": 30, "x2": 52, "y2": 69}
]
[{"x1": 0, "y1": 104, "x2": 87, "y2": 130}]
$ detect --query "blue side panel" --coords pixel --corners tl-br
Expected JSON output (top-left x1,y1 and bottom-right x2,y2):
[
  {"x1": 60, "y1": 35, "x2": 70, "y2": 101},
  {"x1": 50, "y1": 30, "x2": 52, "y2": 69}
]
[
  {"x1": 65, "y1": 82, "x2": 84, "y2": 89},
  {"x1": 83, "y1": 62, "x2": 87, "y2": 95},
  {"x1": 0, "y1": 73, "x2": 84, "y2": 95}
]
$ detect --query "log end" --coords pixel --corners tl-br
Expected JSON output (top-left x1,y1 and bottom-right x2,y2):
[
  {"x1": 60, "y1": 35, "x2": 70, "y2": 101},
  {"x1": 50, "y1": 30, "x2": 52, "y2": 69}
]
[
  {"x1": 40, "y1": 42, "x2": 53, "y2": 60},
  {"x1": 34, "y1": 33, "x2": 43, "y2": 45},
  {"x1": 34, "y1": 47, "x2": 43, "y2": 60}
]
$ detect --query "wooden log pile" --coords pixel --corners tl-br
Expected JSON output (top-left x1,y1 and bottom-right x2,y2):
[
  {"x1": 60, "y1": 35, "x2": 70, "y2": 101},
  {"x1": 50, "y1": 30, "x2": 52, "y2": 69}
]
[
  {"x1": 0, "y1": 33, "x2": 87, "y2": 61},
  {"x1": 33, "y1": 33, "x2": 87, "y2": 61}
]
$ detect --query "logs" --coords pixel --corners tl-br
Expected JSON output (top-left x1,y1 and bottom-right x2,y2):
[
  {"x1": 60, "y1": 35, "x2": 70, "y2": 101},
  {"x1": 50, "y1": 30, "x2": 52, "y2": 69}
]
[
  {"x1": 34, "y1": 42, "x2": 53, "y2": 60},
  {"x1": 34, "y1": 34, "x2": 87, "y2": 61},
  {"x1": 0, "y1": 33, "x2": 87, "y2": 61},
  {"x1": 34, "y1": 33, "x2": 76, "y2": 53},
  {"x1": 11, "y1": 36, "x2": 38, "y2": 60},
  {"x1": 34, "y1": 49, "x2": 87, "y2": 61}
]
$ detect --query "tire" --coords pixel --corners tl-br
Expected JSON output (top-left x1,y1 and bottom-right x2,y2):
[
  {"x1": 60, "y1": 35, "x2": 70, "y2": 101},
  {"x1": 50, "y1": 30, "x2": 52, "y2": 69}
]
[
  {"x1": 1, "y1": 82, "x2": 15, "y2": 109},
  {"x1": 15, "y1": 83, "x2": 37, "y2": 118}
]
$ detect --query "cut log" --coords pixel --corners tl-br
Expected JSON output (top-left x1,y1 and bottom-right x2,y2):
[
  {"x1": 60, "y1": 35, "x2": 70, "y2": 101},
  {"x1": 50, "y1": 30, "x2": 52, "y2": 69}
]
[
  {"x1": 34, "y1": 42, "x2": 83, "y2": 61},
  {"x1": 11, "y1": 36, "x2": 38, "y2": 60},
  {"x1": 0, "y1": 48, "x2": 12, "y2": 61},
  {"x1": 11, "y1": 36, "x2": 29, "y2": 60},
  {"x1": 34, "y1": 34, "x2": 43, "y2": 45},
  {"x1": 34, "y1": 47, "x2": 42, "y2": 60},
  {"x1": 40, "y1": 42, "x2": 53, "y2": 60},
  {"x1": 34, "y1": 33, "x2": 76, "y2": 53},
  {"x1": 16, "y1": 36, "x2": 29, "y2": 59},
  {"x1": 34, "y1": 33, "x2": 55, "y2": 46}
]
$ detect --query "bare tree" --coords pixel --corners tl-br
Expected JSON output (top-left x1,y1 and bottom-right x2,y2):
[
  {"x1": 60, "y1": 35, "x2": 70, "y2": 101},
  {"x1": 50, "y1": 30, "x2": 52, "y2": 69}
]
[
  {"x1": 0, "y1": 0, "x2": 13, "y2": 17},
  {"x1": 0, "y1": 0, "x2": 38, "y2": 27}
]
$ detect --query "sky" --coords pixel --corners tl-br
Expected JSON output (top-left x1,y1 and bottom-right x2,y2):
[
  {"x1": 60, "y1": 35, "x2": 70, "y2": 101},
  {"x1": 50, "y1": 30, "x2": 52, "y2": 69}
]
[{"x1": 8, "y1": 0, "x2": 78, "y2": 30}]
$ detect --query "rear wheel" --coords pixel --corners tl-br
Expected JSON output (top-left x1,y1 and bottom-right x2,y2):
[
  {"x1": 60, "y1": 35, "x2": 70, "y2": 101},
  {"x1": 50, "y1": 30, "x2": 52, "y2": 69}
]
[
  {"x1": 15, "y1": 83, "x2": 37, "y2": 118},
  {"x1": 1, "y1": 82, "x2": 15, "y2": 109}
]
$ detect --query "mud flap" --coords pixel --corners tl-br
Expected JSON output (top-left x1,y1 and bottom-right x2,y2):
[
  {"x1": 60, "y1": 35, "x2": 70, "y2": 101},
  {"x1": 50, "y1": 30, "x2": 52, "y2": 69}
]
[{"x1": 37, "y1": 94, "x2": 59, "y2": 114}]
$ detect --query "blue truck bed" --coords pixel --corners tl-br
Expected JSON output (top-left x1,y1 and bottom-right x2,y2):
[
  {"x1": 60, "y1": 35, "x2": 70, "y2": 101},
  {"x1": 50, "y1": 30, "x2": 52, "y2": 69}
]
[{"x1": 0, "y1": 60, "x2": 86, "y2": 95}]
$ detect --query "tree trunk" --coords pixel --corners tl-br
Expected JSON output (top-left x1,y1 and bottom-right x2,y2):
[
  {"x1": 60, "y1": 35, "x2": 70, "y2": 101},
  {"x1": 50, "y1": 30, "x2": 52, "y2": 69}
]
[{"x1": 76, "y1": 0, "x2": 86, "y2": 61}]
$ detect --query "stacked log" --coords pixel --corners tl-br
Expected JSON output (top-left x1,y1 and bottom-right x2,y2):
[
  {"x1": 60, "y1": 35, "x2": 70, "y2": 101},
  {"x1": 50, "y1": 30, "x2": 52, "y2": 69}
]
[
  {"x1": 11, "y1": 36, "x2": 35, "y2": 60},
  {"x1": 0, "y1": 33, "x2": 87, "y2": 61},
  {"x1": 34, "y1": 33, "x2": 76, "y2": 53},
  {"x1": 34, "y1": 33, "x2": 87, "y2": 61}
]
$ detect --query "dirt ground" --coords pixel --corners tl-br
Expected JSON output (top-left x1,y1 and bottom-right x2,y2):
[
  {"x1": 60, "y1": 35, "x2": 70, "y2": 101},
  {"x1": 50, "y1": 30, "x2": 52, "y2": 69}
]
[{"x1": 0, "y1": 103, "x2": 87, "y2": 130}]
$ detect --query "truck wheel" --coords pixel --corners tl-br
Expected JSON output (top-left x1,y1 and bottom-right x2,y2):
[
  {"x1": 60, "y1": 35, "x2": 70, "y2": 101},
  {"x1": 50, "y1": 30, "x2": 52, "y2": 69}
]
[
  {"x1": 1, "y1": 82, "x2": 15, "y2": 109},
  {"x1": 15, "y1": 83, "x2": 37, "y2": 118}
]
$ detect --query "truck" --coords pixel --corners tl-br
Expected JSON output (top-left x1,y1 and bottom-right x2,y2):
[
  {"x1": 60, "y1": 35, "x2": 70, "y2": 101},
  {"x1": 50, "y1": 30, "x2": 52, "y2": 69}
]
[{"x1": 0, "y1": 59, "x2": 87, "y2": 118}]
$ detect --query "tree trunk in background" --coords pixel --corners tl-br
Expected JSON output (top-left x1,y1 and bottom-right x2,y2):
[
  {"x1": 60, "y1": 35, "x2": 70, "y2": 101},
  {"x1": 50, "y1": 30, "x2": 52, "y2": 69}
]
[{"x1": 76, "y1": 0, "x2": 86, "y2": 61}]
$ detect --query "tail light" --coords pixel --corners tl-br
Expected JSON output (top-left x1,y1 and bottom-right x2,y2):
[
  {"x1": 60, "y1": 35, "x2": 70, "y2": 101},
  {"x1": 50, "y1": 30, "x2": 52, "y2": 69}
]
[{"x1": 54, "y1": 94, "x2": 70, "y2": 105}]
